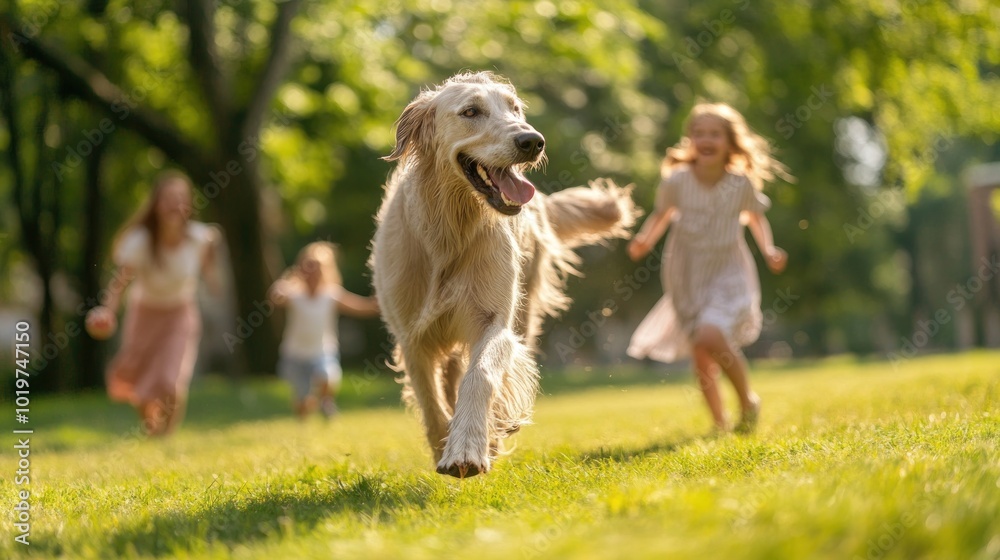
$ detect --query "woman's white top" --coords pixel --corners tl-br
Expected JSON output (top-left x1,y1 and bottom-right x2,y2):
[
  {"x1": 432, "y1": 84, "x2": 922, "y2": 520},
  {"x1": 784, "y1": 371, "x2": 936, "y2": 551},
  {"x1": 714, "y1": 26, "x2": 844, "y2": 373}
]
[
  {"x1": 279, "y1": 288, "x2": 341, "y2": 359},
  {"x1": 114, "y1": 221, "x2": 214, "y2": 307}
]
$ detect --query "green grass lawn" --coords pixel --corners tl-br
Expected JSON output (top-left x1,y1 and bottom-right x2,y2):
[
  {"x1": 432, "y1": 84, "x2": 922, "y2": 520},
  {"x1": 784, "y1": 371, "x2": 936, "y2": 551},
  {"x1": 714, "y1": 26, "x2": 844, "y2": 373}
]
[{"x1": 2, "y1": 352, "x2": 998, "y2": 559}]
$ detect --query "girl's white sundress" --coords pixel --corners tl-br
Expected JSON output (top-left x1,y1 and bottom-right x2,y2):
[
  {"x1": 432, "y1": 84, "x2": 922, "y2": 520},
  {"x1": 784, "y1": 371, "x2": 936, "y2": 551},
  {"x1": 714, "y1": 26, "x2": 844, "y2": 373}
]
[{"x1": 627, "y1": 165, "x2": 771, "y2": 363}]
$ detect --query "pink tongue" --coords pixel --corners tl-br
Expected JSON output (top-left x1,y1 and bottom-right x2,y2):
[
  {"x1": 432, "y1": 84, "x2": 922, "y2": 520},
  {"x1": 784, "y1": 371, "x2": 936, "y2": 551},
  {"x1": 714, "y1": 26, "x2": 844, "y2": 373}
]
[{"x1": 489, "y1": 168, "x2": 536, "y2": 205}]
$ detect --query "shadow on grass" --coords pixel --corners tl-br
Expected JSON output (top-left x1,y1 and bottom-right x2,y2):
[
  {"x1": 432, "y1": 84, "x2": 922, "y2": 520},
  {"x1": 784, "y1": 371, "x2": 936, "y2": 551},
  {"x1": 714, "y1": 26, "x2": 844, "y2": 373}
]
[
  {"x1": 31, "y1": 350, "x2": 990, "y2": 443},
  {"x1": 29, "y1": 373, "x2": 404, "y2": 447},
  {"x1": 182, "y1": 374, "x2": 404, "y2": 426},
  {"x1": 577, "y1": 435, "x2": 700, "y2": 463},
  {"x1": 31, "y1": 473, "x2": 432, "y2": 558},
  {"x1": 31, "y1": 364, "x2": 689, "y2": 448},
  {"x1": 31, "y1": 361, "x2": 702, "y2": 451},
  {"x1": 538, "y1": 361, "x2": 693, "y2": 397}
]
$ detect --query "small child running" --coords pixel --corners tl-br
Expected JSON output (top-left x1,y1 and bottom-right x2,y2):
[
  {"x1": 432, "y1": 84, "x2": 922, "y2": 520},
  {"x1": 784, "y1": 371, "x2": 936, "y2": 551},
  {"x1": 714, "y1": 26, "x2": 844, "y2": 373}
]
[{"x1": 270, "y1": 242, "x2": 379, "y2": 419}]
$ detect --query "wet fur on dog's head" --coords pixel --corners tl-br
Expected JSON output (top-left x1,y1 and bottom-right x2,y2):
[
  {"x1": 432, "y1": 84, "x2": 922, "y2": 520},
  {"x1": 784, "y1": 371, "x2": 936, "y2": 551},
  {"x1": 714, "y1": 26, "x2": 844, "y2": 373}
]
[{"x1": 384, "y1": 72, "x2": 547, "y2": 215}]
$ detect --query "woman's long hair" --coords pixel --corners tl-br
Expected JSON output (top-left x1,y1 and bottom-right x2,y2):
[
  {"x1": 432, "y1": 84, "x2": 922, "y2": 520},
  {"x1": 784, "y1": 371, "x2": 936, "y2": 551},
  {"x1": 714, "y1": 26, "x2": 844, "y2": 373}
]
[{"x1": 111, "y1": 170, "x2": 193, "y2": 266}]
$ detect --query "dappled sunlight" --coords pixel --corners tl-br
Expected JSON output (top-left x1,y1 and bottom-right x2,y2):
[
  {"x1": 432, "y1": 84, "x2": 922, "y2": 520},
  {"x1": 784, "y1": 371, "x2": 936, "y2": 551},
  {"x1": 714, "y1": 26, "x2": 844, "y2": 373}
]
[{"x1": 1, "y1": 1, "x2": 999, "y2": 557}]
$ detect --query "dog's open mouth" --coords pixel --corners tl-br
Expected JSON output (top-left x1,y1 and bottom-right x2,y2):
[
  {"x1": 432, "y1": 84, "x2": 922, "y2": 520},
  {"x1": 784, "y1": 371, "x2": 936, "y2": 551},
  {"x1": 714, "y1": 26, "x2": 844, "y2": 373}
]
[{"x1": 458, "y1": 154, "x2": 536, "y2": 215}]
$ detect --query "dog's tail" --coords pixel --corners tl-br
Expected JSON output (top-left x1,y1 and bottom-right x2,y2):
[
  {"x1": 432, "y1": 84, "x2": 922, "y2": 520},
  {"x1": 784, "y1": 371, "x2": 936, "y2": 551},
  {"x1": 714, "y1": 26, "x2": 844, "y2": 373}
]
[{"x1": 545, "y1": 178, "x2": 641, "y2": 248}]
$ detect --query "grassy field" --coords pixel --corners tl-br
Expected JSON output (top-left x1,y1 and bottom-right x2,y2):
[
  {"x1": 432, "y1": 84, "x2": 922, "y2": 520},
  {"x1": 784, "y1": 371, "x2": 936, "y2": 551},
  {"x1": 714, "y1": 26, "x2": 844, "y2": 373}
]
[{"x1": 2, "y1": 352, "x2": 998, "y2": 559}]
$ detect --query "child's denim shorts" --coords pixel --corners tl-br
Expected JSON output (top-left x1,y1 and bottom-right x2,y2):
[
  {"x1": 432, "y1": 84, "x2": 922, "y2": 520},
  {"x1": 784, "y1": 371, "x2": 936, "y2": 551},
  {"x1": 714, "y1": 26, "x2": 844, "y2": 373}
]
[{"x1": 278, "y1": 353, "x2": 342, "y2": 401}]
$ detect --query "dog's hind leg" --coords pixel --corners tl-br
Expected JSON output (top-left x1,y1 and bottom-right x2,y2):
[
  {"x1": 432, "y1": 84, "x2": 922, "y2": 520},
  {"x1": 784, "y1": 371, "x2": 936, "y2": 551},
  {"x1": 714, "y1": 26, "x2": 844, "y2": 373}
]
[
  {"x1": 437, "y1": 324, "x2": 538, "y2": 478},
  {"x1": 402, "y1": 344, "x2": 452, "y2": 464}
]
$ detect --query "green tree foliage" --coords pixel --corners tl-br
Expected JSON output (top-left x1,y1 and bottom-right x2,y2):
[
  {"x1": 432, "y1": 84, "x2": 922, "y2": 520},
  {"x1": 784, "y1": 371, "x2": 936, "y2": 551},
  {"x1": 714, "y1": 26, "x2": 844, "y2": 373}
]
[{"x1": 2, "y1": 0, "x2": 998, "y2": 389}]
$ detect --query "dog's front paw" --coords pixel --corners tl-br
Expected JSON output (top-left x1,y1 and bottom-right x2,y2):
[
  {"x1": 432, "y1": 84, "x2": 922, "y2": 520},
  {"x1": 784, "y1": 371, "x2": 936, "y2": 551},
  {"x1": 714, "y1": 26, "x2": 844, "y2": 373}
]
[
  {"x1": 436, "y1": 436, "x2": 490, "y2": 479},
  {"x1": 435, "y1": 460, "x2": 488, "y2": 479}
]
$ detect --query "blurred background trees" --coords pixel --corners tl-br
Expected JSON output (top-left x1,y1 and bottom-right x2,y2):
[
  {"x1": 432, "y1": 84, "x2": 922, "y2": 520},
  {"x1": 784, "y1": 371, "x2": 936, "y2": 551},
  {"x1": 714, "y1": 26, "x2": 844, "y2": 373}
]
[{"x1": 1, "y1": 0, "x2": 998, "y2": 391}]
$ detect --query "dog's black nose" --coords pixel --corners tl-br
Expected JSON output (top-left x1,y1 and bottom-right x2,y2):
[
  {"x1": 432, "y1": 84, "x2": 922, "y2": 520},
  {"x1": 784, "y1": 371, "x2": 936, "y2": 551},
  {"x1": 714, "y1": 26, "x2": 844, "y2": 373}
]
[{"x1": 515, "y1": 132, "x2": 545, "y2": 156}]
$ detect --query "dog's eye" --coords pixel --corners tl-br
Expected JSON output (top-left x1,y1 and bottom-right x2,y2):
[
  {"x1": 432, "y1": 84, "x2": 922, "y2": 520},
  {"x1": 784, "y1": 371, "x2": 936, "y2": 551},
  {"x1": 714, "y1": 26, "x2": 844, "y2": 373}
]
[{"x1": 461, "y1": 107, "x2": 480, "y2": 118}]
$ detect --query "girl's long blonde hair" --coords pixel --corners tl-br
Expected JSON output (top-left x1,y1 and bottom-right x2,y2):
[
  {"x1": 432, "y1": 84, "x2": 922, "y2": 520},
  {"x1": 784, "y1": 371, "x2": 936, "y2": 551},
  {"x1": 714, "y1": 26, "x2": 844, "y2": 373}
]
[
  {"x1": 662, "y1": 102, "x2": 793, "y2": 190},
  {"x1": 280, "y1": 241, "x2": 343, "y2": 291}
]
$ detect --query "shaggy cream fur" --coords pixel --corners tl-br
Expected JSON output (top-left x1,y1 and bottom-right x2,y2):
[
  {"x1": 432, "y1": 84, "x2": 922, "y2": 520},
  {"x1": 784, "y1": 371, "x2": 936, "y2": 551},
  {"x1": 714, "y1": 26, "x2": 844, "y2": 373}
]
[{"x1": 370, "y1": 72, "x2": 638, "y2": 478}]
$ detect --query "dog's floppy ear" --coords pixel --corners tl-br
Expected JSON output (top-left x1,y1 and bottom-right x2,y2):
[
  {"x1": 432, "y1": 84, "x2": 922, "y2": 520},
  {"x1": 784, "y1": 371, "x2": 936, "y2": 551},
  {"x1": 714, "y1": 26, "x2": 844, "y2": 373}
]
[{"x1": 383, "y1": 92, "x2": 436, "y2": 163}]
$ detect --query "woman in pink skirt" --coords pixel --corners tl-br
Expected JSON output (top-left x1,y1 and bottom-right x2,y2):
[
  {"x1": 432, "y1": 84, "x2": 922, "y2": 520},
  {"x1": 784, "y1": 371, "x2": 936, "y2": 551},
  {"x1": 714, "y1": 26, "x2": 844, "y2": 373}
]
[{"x1": 86, "y1": 171, "x2": 220, "y2": 436}]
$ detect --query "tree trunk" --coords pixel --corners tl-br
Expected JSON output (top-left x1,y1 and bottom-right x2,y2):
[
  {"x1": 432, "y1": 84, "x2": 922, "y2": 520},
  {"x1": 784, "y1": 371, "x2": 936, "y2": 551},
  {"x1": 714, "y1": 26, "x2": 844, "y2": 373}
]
[
  {"x1": 35, "y1": 260, "x2": 60, "y2": 392},
  {"x1": 191, "y1": 152, "x2": 280, "y2": 375},
  {"x1": 78, "y1": 137, "x2": 107, "y2": 389},
  {"x1": 967, "y1": 182, "x2": 1000, "y2": 347},
  {"x1": 2, "y1": 7, "x2": 301, "y2": 378},
  {"x1": 0, "y1": 52, "x2": 63, "y2": 392}
]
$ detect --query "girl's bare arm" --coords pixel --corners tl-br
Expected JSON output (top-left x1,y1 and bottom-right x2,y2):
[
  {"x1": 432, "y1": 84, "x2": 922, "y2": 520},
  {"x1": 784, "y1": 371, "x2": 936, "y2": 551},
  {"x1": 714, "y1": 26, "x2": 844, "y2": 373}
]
[
  {"x1": 201, "y1": 228, "x2": 222, "y2": 296},
  {"x1": 744, "y1": 211, "x2": 786, "y2": 273},
  {"x1": 337, "y1": 290, "x2": 380, "y2": 317},
  {"x1": 628, "y1": 207, "x2": 675, "y2": 261},
  {"x1": 268, "y1": 278, "x2": 293, "y2": 307},
  {"x1": 102, "y1": 266, "x2": 136, "y2": 313},
  {"x1": 628, "y1": 175, "x2": 679, "y2": 261}
]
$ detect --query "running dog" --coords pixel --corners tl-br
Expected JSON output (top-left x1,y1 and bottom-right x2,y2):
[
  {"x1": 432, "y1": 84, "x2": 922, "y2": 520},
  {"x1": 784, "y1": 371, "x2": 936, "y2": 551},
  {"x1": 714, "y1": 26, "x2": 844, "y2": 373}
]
[{"x1": 370, "y1": 72, "x2": 637, "y2": 477}]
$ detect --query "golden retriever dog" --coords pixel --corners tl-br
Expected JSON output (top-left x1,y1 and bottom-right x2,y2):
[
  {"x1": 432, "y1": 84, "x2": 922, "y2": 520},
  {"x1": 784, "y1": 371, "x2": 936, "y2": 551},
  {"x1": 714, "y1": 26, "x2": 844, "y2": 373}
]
[{"x1": 370, "y1": 72, "x2": 637, "y2": 478}]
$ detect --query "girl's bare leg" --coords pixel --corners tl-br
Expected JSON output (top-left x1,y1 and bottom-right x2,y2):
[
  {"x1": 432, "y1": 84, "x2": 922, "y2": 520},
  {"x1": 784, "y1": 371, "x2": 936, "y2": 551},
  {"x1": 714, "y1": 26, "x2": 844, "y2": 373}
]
[
  {"x1": 140, "y1": 399, "x2": 167, "y2": 436},
  {"x1": 294, "y1": 397, "x2": 311, "y2": 420},
  {"x1": 694, "y1": 326, "x2": 758, "y2": 407},
  {"x1": 160, "y1": 395, "x2": 187, "y2": 436},
  {"x1": 694, "y1": 325, "x2": 761, "y2": 430},
  {"x1": 317, "y1": 380, "x2": 338, "y2": 418},
  {"x1": 692, "y1": 341, "x2": 729, "y2": 430}
]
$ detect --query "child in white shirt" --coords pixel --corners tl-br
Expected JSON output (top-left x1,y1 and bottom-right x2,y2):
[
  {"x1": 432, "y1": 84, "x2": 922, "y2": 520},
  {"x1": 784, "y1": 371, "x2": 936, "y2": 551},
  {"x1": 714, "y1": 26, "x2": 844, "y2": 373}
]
[{"x1": 269, "y1": 242, "x2": 379, "y2": 419}]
